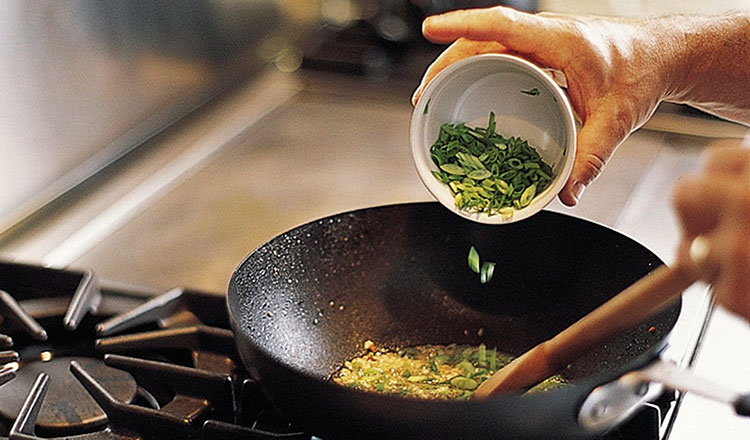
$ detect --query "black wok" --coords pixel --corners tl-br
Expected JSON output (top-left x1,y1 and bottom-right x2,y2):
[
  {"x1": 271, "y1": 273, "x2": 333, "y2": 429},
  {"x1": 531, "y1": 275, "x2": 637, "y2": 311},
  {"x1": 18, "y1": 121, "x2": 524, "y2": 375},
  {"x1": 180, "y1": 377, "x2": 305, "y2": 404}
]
[{"x1": 227, "y1": 202, "x2": 680, "y2": 439}]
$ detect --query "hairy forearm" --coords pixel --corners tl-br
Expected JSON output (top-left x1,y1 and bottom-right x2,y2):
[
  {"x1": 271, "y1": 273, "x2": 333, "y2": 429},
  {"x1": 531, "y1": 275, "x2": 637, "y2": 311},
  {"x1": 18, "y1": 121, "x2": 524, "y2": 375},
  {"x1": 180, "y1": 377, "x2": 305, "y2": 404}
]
[{"x1": 662, "y1": 13, "x2": 750, "y2": 125}]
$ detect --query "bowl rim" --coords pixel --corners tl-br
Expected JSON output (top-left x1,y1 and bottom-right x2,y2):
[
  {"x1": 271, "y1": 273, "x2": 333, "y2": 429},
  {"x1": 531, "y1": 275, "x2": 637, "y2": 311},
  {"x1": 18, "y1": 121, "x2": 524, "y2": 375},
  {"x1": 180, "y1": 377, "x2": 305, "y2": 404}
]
[{"x1": 410, "y1": 53, "x2": 577, "y2": 224}]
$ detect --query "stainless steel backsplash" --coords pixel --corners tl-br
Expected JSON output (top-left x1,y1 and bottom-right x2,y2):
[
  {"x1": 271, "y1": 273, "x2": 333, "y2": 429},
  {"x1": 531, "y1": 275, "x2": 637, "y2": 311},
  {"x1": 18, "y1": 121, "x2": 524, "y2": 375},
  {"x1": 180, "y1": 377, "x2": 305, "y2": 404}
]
[{"x1": 0, "y1": 0, "x2": 286, "y2": 232}]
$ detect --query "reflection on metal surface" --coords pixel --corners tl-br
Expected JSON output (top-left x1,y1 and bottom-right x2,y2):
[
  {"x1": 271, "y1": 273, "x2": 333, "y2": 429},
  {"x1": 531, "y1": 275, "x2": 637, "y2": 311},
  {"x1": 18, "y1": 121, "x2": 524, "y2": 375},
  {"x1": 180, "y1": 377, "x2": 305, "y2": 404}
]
[
  {"x1": 33, "y1": 70, "x2": 300, "y2": 269},
  {"x1": 0, "y1": 1, "x2": 283, "y2": 234}
]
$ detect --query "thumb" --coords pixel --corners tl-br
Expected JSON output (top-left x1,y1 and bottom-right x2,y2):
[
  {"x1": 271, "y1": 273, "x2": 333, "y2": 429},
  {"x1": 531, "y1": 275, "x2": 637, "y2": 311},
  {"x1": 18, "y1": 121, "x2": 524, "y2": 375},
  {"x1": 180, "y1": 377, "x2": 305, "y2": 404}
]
[{"x1": 559, "y1": 109, "x2": 629, "y2": 206}]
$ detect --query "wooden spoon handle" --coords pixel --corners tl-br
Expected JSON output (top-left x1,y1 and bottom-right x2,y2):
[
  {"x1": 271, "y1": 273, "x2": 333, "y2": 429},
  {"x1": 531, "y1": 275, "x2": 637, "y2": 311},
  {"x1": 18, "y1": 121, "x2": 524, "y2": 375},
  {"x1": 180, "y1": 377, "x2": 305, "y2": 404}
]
[{"x1": 474, "y1": 264, "x2": 698, "y2": 398}]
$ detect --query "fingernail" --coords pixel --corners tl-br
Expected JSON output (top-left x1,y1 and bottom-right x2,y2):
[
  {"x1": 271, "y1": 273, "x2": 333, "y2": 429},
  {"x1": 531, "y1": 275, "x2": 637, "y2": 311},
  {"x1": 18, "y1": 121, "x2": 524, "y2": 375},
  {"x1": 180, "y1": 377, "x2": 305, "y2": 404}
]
[{"x1": 571, "y1": 181, "x2": 585, "y2": 203}]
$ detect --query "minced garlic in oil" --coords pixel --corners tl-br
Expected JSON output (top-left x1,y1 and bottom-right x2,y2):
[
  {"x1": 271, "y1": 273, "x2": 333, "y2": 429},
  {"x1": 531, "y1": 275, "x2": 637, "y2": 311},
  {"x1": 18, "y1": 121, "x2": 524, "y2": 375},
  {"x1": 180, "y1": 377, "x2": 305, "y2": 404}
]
[{"x1": 332, "y1": 342, "x2": 567, "y2": 400}]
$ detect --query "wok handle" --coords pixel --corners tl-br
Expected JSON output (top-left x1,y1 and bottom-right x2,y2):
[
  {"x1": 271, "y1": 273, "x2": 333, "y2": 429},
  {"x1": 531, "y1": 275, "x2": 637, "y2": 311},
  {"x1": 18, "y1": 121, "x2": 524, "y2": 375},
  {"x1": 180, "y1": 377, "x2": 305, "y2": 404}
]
[
  {"x1": 579, "y1": 358, "x2": 750, "y2": 432},
  {"x1": 474, "y1": 264, "x2": 698, "y2": 398},
  {"x1": 627, "y1": 359, "x2": 750, "y2": 417}
]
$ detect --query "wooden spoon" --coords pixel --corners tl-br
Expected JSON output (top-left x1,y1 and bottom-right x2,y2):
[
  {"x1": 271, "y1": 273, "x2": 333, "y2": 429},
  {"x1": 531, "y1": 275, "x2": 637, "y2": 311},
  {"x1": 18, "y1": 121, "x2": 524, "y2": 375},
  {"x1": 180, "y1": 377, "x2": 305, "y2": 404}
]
[{"x1": 473, "y1": 263, "x2": 699, "y2": 399}]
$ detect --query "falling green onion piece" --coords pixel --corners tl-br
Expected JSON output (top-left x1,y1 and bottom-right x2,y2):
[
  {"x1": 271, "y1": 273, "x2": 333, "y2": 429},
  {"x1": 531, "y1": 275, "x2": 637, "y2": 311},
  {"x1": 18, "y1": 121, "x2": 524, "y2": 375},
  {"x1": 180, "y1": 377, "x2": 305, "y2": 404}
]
[
  {"x1": 480, "y1": 262, "x2": 496, "y2": 284},
  {"x1": 468, "y1": 246, "x2": 480, "y2": 273}
]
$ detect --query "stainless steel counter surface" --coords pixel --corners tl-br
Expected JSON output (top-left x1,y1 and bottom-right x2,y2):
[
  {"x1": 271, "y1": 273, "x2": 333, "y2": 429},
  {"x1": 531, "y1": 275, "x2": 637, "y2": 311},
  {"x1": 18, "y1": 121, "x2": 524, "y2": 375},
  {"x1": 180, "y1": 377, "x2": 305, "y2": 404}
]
[{"x1": 0, "y1": 0, "x2": 284, "y2": 233}]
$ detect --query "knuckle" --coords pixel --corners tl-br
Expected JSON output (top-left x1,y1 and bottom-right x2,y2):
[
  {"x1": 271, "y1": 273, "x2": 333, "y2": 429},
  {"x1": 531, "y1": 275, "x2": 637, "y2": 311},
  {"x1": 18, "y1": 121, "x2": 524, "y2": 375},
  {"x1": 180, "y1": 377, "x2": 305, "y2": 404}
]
[{"x1": 578, "y1": 152, "x2": 607, "y2": 184}]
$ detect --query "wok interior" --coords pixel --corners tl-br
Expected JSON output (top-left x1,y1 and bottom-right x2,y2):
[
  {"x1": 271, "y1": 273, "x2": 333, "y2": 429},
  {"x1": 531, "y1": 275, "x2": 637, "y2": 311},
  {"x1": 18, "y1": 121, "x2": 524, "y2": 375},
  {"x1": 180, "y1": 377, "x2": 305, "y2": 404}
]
[{"x1": 230, "y1": 203, "x2": 679, "y2": 383}]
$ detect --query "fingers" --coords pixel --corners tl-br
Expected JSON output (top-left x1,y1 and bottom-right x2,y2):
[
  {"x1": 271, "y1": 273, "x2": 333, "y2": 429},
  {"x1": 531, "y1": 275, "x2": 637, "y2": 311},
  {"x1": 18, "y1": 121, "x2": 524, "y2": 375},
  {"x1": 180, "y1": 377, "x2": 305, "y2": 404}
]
[
  {"x1": 414, "y1": 6, "x2": 577, "y2": 106},
  {"x1": 672, "y1": 148, "x2": 750, "y2": 320},
  {"x1": 673, "y1": 174, "x2": 749, "y2": 236},
  {"x1": 711, "y1": 228, "x2": 750, "y2": 318},
  {"x1": 558, "y1": 109, "x2": 628, "y2": 206},
  {"x1": 672, "y1": 147, "x2": 750, "y2": 235},
  {"x1": 703, "y1": 146, "x2": 750, "y2": 174},
  {"x1": 672, "y1": 176, "x2": 722, "y2": 235},
  {"x1": 675, "y1": 227, "x2": 750, "y2": 319},
  {"x1": 412, "y1": 39, "x2": 506, "y2": 105},
  {"x1": 422, "y1": 7, "x2": 569, "y2": 69}
]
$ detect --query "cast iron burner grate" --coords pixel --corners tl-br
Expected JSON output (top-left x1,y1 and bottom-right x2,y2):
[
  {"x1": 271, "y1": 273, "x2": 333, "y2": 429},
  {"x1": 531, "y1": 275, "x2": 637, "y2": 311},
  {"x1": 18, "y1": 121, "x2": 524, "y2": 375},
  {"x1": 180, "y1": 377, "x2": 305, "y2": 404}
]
[
  {"x1": 0, "y1": 261, "x2": 672, "y2": 440},
  {"x1": 0, "y1": 261, "x2": 308, "y2": 440}
]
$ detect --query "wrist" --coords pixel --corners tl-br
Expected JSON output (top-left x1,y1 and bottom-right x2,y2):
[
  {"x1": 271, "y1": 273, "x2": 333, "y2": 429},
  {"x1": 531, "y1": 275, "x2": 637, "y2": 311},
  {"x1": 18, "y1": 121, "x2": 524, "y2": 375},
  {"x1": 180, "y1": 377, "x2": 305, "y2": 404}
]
[
  {"x1": 638, "y1": 16, "x2": 694, "y2": 104},
  {"x1": 660, "y1": 14, "x2": 750, "y2": 110}
]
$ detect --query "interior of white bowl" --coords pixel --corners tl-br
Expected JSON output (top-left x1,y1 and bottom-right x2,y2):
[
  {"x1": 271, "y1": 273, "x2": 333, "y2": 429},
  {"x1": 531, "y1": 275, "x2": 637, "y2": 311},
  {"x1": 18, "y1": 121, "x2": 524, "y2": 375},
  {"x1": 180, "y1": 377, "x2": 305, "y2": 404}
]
[{"x1": 411, "y1": 54, "x2": 576, "y2": 224}]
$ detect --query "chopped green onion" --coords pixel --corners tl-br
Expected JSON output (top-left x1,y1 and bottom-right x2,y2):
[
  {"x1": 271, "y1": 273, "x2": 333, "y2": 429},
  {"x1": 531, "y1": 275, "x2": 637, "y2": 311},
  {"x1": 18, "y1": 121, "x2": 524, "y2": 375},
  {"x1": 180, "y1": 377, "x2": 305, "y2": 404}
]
[
  {"x1": 467, "y1": 169, "x2": 491, "y2": 180},
  {"x1": 467, "y1": 246, "x2": 480, "y2": 273},
  {"x1": 429, "y1": 112, "x2": 554, "y2": 217},
  {"x1": 495, "y1": 179, "x2": 510, "y2": 194},
  {"x1": 457, "y1": 359, "x2": 475, "y2": 375},
  {"x1": 450, "y1": 376, "x2": 478, "y2": 390},
  {"x1": 468, "y1": 246, "x2": 497, "y2": 284},
  {"x1": 520, "y1": 87, "x2": 540, "y2": 96},
  {"x1": 434, "y1": 355, "x2": 449, "y2": 364},
  {"x1": 454, "y1": 193, "x2": 463, "y2": 207},
  {"x1": 480, "y1": 262, "x2": 496, "y2": 284},
  {"x1": 440, "y1": 163, "x2": 466, "y2": 175},
  {"x1": 488, "y1": 347, "x2": 497, "y2": 371},
  {"x1": 519, "y1": 184, "x2": 537, "y2": 208},
  {"x1": 499, "y1": 207, "x2": 514, "y2": 220}
]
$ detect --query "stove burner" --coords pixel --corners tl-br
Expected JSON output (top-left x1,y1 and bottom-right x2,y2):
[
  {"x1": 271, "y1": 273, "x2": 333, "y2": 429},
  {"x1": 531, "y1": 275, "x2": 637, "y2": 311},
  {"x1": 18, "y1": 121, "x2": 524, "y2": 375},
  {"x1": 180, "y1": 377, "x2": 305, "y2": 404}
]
[
  {"x1": 0, "y1": 290, "x2": 47, "y2": 341},
  {"x1": 0, "y1": 356, "x2": 137, "y2": 436},
  {"x1": 0, "y1": 350, "x2": 18, "y2": 364}
]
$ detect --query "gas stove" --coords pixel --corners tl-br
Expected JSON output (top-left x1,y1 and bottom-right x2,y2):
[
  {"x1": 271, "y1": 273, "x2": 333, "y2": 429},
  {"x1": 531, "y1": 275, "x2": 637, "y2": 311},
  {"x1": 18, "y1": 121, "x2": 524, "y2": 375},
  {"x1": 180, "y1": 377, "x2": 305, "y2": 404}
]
[
  {"x1": 0, "y1": 260, "x2": 685, "y2": 440},
  {"x1": 0, "y1": 261, "x2": 310, "y2": 440}
]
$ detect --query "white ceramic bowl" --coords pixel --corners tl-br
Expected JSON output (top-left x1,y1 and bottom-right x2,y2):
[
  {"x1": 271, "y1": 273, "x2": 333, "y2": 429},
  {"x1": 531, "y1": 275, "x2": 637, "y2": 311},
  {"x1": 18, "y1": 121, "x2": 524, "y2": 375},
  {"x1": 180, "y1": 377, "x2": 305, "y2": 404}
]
[{"x1": 410, "y1": 54, "x2": 576, "y2": 224}]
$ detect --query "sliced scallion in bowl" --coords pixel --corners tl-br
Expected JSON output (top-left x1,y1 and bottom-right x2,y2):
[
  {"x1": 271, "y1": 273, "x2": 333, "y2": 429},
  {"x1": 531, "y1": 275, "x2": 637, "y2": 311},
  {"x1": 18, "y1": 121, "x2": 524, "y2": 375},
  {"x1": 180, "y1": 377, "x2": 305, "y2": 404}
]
[{"x1": 430, "y1": 112, "x2": 555, "y2": 218}]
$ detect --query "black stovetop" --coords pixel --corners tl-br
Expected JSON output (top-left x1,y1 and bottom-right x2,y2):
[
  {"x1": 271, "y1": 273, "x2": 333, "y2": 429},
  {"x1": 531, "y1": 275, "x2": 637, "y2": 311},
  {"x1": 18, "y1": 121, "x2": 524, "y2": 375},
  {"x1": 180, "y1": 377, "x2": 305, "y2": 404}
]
[{"x1": 0, "y1": 260, "x2": 672, "y2": 440}]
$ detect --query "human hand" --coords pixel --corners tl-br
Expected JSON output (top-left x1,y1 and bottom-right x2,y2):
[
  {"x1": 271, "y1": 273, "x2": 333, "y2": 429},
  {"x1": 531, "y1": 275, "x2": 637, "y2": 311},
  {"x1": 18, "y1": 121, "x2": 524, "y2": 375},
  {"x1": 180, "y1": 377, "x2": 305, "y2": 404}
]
[
  {"x1": 413, "y1": 7, "x2": 684, "y2": 206},
  {"x1": 673, "y1": 146, "x2": 750, "y2": 320}
]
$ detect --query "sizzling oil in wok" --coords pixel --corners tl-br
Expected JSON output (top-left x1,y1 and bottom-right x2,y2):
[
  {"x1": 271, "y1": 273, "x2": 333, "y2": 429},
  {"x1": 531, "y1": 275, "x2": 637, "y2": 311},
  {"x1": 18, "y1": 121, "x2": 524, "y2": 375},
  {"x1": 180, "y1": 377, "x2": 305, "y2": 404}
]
[{"x1": 332, "y1": 342, "x2": 567, "y2": 400}]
